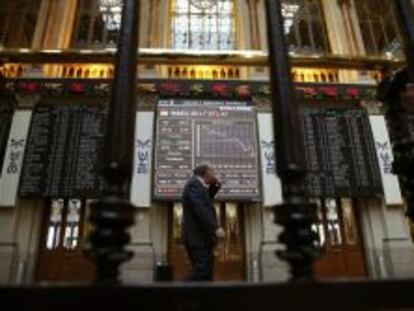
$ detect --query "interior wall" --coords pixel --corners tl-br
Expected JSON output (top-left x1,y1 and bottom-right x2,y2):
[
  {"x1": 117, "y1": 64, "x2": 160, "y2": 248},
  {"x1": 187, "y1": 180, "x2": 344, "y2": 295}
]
[
  {"x1": 359, "y1": 199, "x2": 414, "y2": 279},
  {"x1": 244, "y1": 203, "x2": 264, "y2": 282},
  {"x1": 384, "y1": 206, "x2": 414, "y2": 278},
  {"x1": 151, "y1": 202, "x2": 169, "y2": 266},
  {"x1": 0, "y1": 199, "x2": 43, "y2": 284},
  {"x1": 260, "y1": 207, "x2": 289, "y2": 282},
  {"x1": 0, "y1": 208, "x2": 17, "y2": 284},
  {"x1": 122, "y1": 208, "x2": 155, "y2": 283}
]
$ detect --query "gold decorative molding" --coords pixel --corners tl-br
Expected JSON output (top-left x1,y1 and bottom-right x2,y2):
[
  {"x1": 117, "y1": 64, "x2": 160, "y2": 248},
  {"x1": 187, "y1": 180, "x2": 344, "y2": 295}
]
[
  {"x1": 166, "y1": 65, "x2": 241, "y2": 80},
  {"x1": 0, "y1": 49, "x2": 404, "y2": 71},
  {"x1": 292, "y1": 68, "x2": 339, "y2": 83}
]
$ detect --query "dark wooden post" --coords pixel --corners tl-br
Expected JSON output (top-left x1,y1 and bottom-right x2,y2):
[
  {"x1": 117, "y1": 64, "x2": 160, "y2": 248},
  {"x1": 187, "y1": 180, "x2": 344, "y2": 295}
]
[
  {"x1": 264, "y1": 0, "x2": 319, "y2": 281},
  {"x1": 381, "y1": 1, "x2": 414, "y2": 222},
  {"x1": 394, "y1": 0, "x2": 414, "y2": 79},
  {"x1": 87, "y1": 0, "x2": 140, "y2": 284}
]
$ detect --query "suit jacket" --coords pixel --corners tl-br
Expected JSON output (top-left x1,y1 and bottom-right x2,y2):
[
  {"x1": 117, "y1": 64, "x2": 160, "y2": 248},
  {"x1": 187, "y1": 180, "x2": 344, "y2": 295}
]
[{"x1": 182, "y1": 176, "x2": 220, "y2": 247}]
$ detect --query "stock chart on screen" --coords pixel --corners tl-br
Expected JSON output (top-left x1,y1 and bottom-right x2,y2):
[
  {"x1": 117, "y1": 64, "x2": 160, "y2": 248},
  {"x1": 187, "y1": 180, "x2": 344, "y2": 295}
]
[{"x1": 154, "y1": 99, "x2": 261, "y2": 201}]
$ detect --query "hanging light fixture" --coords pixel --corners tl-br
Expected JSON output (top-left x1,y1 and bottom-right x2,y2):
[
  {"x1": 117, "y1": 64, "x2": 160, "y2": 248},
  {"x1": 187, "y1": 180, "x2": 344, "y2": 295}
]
[
  {"x1": 98, "y1": 0, "x2": 123, "y2": 13},
  {"x1": 190, "y1": 0, "x2": 216, "y2": 10},
  {"x1": 98, "y1": 0, "x2": 122, "y2": 7},
  {"x1": 281, "y1": 3, "x2": 300, "y2": 34},
  {"x1": 97, "y1": 0, "x2": 123, "y2": 31}
]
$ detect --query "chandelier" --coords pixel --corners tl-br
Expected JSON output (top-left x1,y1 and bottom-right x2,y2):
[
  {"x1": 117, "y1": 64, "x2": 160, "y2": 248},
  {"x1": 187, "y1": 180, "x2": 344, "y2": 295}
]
[
  {"x1": 190, "y1": 0, "x2": 217, "y2": 10},
  {"x1": 97, "y1": 0, "x2": 123, "y2": 31},
  {"x1": 98, "y1": 0, "x2": 122, "y2": 7},
  {"x1": 281, "y1": 3, "x2": 300, "y2": 34}
]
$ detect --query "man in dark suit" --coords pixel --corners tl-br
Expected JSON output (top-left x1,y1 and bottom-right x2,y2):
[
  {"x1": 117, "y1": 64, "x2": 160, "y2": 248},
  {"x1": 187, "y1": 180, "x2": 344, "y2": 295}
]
[{"x1": 182, "y1": 164, "x2": 225, "y2": 281}]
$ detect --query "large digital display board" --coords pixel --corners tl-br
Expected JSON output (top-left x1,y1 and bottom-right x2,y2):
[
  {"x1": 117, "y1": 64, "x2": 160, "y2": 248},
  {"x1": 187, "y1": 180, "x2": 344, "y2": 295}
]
[
  {"x1": 154, "y1": 99, "x2": 261, "y2": 201},
  {"x1": 19, "y1": 99, "x2": 106, "y2": 198},
  {"x1": 303, "y1": 107, "x2": 383, "y2": 198}
]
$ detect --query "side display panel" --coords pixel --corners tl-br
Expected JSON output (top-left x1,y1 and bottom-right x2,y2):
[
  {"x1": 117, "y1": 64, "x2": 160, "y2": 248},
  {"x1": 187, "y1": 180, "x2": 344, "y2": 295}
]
[
  {"x1": 130, "y1": 111, "x2": 155, "y2": 207},
  {"x1": 0, "y1": 110, "x2": 32, "y2": 206},
  {"x1": 19, "y1": 98, "x2": 107, "y2": 198},
  {"x1": 302, "y1": 107, "x2": 383, "y2": 198}
]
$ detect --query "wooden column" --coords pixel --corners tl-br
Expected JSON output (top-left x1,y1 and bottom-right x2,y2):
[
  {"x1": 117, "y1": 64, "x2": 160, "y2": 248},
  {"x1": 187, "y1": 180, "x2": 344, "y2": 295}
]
[
  {"x1": 394, "y1": 0, "x2": 414, "y2": 79},
  {"x1": 87, "y1": 0, "x2": 140, "y2": 284},
  {"x1": 381, "y1": 1, "x2": 414, "y2": 224},
  {"x1": 264, "y1": 0, "x2": 318, "y2": 281}
]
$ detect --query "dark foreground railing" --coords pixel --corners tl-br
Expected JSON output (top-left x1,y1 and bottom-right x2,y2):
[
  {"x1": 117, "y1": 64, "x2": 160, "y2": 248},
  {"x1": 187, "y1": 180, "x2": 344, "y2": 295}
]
[
  {"x1": 2, "y1": 280, "x2": 414, "y2": 310},
  {"x1": 384, "y1": 1, "x2": 414, "y2": 224},
  {"x1": 87, "y1": 0, "x2": 139, "y2": 284},
  {"x1": 3, "y1": 1, "x2": 414, "y2": 310}
]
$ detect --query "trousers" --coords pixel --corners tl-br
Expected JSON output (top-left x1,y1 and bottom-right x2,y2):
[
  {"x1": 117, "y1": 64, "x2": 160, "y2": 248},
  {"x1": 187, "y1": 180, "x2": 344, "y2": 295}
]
[{"x1": 185, "y1": 243, "x2": 215, "y2": 281}]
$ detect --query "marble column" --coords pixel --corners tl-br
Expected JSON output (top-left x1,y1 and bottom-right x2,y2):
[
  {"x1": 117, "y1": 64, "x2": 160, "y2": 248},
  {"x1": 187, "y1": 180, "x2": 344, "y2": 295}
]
[
  {"x1": 321, "y1": 0, "x2": 358, "y2": 82},
  {"x1": 34, "y1": 0, "x2": 78, "y2": 77}
]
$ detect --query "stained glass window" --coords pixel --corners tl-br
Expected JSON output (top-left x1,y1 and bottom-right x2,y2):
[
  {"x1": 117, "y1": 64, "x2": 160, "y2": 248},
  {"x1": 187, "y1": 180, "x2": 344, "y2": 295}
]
[
  {"x1": 0, "y1": 0, "x2": 41, "y2": 48},
  {"x1": 72, "y1": 0, "x2": 123, "y2": 49},
  {"x1": 282, "y1": 0, "x2": 330, "y2": 54},
  {"x1": 172, "y1": 0, "x2": 236, "y2": 50},
  {"x1": 355, "y1": 0, "x2": 402, "y2": 58}
]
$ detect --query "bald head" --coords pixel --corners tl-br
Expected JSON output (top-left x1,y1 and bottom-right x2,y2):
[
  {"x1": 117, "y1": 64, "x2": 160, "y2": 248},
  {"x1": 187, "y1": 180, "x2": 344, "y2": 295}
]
[{"x1": 193, "y1": 164, "x2": 217, "y2": 185}]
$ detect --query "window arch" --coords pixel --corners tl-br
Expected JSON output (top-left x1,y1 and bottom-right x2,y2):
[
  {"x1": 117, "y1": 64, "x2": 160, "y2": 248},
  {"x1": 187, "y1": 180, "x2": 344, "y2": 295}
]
[
  {"x1": 282, "y1": 0, "x2": 330, "y2": 54},
  {"x1": 0, "y1": 0, "x2": 41, "y2": 48},
  {"x1": 171, "y1": 0, "x2": 236, "y2": 50},
  {"x1": 71, "y1": 0, "x2": 123, "y2": 49},
  {"x1": 355, "y1": 0, "x2": 402, "y2": 58}
]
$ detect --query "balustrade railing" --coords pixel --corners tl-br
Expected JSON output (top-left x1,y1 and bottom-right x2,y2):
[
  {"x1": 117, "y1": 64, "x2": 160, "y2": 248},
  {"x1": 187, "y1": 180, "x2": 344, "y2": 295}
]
[{"x1": 2, "y1": 1, "x2": 414, "y2": 310}]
